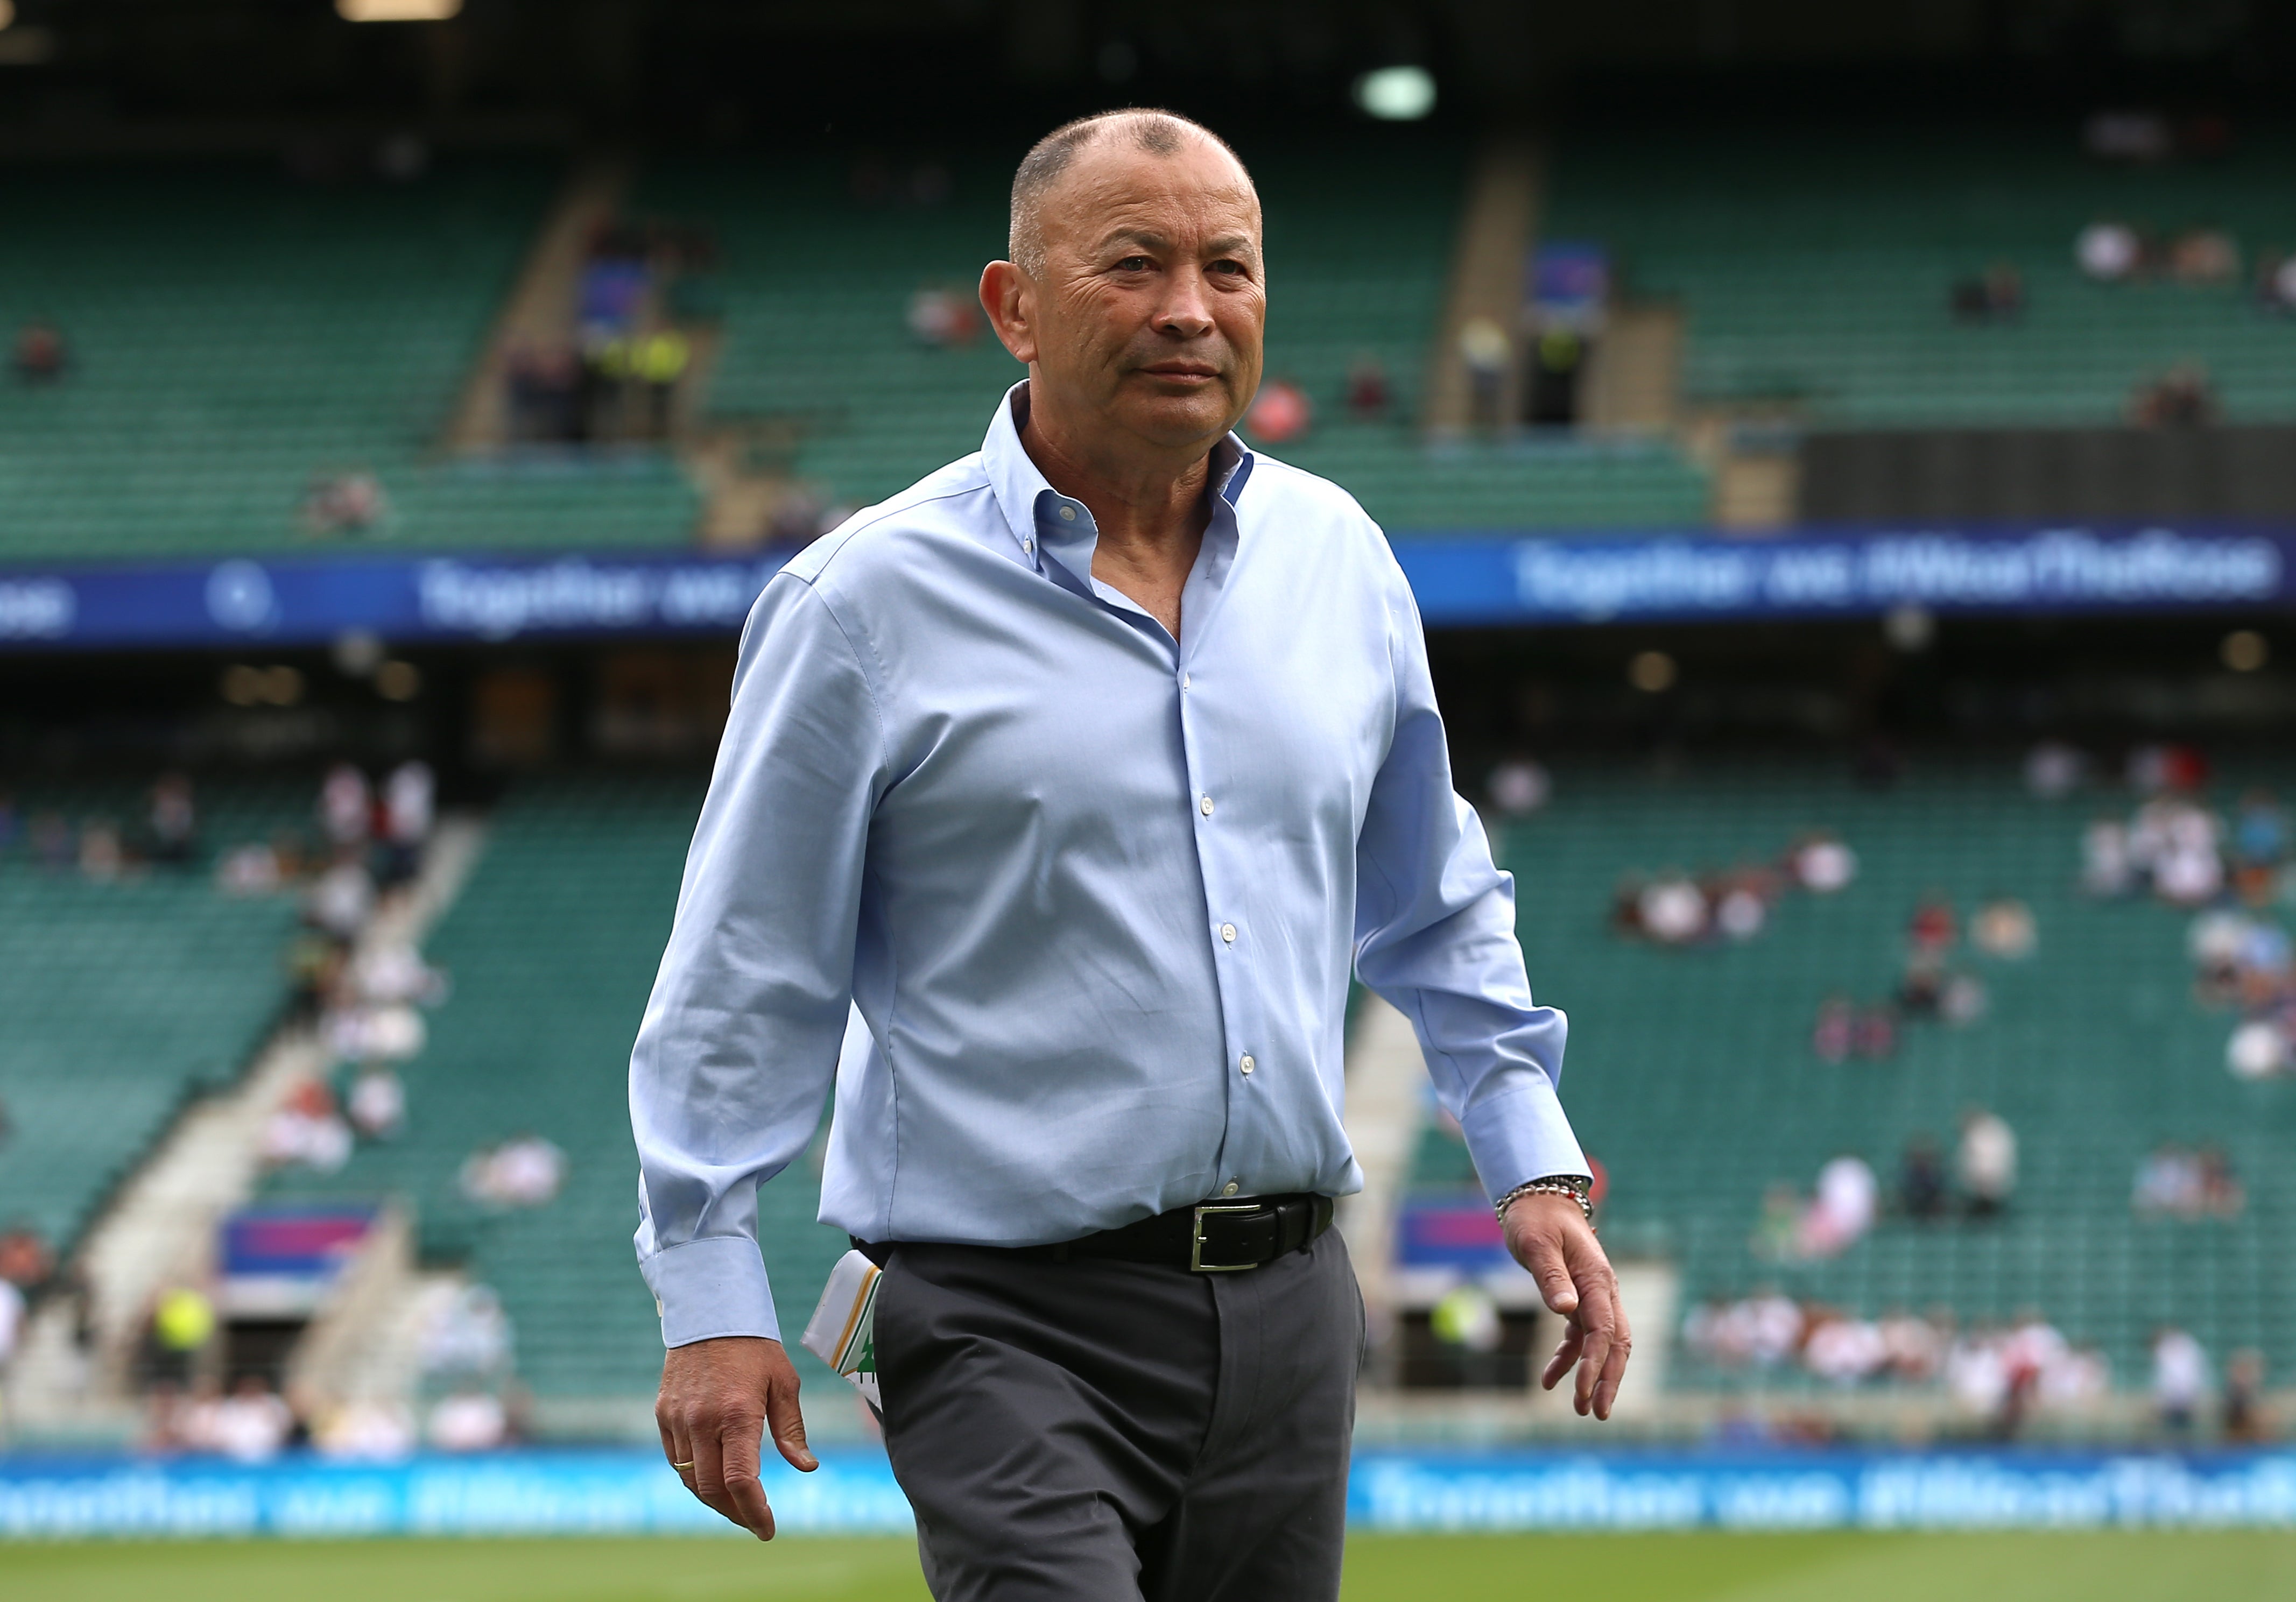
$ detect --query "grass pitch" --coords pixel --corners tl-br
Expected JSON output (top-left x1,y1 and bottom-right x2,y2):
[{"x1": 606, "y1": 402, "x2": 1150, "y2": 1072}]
[{"x1": 11, "y1": 1532, "x2": 2296, "y2": 1601}]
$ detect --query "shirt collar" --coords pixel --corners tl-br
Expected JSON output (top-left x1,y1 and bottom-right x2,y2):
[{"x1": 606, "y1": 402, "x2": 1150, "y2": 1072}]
[{"x1": 980, "y1": 381, "x2": 1256, "y2": 589}]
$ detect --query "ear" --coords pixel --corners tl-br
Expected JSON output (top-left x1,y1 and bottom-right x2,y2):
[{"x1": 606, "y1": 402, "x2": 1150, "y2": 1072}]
[{"x1": 980, "y1": 260, "x2": 1037, "y2": 366}]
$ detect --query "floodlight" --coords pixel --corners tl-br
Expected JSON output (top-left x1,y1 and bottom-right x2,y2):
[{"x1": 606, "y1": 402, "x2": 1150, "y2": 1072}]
[
  {"x1": 1354, "y1": 65, "x2": 1435, "y2": 122},
  {"x1": 336, "y1": 0, "x2": 463, "y2": 20}
]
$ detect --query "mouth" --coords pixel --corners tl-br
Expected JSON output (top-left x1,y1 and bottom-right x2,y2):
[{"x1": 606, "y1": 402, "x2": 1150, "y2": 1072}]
[{"x1": 1137, "y1": 362, "x2": 1222, "y2": 382}]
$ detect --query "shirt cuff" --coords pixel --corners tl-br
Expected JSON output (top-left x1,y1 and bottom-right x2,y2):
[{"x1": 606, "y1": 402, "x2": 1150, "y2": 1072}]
[
  {"x1": 1457, "y1": 1075, "x2": 1590, "y2": 1208},
  {"x1": 641, "y1": 1234, "x2": 782, "y2": 1347}
]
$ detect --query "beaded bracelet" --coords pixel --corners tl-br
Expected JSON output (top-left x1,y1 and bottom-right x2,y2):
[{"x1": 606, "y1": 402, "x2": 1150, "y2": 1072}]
[{"x1": 1495, "y1": 1175, "x2": 1594, "y2": 1226}]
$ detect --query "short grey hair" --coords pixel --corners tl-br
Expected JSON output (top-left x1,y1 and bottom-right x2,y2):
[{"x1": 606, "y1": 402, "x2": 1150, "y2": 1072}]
[{"x1": 1007, "y1": 109, "x2": 1250, "y2": 278}]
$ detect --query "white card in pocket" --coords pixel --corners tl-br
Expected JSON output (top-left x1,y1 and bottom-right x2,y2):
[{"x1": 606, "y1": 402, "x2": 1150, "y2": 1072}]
[{"x1": 799, "y1": 1248, "x2": 882, "y2": 1408}]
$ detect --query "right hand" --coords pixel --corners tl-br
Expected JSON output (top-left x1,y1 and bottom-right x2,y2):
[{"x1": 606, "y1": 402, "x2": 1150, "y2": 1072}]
[{"x1": 657, "y1": 1335, "x2": 818, "y2": 1540}]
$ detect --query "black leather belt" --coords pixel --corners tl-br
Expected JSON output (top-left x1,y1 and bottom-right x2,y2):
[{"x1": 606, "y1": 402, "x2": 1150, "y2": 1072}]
[
  {"x1": 1024, "y1": 1193, "x2": 1334, "y2": 1272},
  {"x1": 855, "y1": 1193, "x2": 1334, "y2": 1275}
]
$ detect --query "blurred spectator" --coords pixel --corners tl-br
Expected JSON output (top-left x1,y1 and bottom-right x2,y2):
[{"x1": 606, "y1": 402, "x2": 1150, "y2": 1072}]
[
  {"x1": 1245, "y1": 378, "x2": 1312, "y2": 444},
  {"x1": 1949, "y1": 262, "x2": 2024, "y2": 322},
  {"x1": 2082, "y1": 817, "x2": 2135, "y2": 896},
  {"x1": 636, "y1": 328, "x2": 691, "y2": 437},
  {"x1": 1526, "y1": 326, "x2": 1584, "y2": 426},
  {"x1": 1750, "y1": 1183, "x2": 1800, "y2": 1262},
  {"x1": 2168, "y1": 228, "x2": 2239, "y2": 286},
  {"x1": 1900, "y1": 1136, "x2": 1947, "y2": 1221},
  {"x1": 347, "y1": 940, "x2": 448, "y2": 1008},
  {"x1": 1786, "y1": 832, "x2": 1857, "y2": 893},
  {"x1": 2260, "y1": 252, "x2": 2296, "y2": 314},
  {"x1": 2227, "y1": 1017, "x2": 2292, "y2": 1080},
  {"x1": 1812, "y1": 995, "x2": 1855, "y2": 1063},
  {"x1": 79, "y1": 820, "x2": 125, "y2": 881},
  {"x1": 1428, "y1": 1281, "x2": 1503, "y2": 1386},
  {"x1": 1971, "y1": 898, "x2": 2037, "y2": 959},
  {"x1": 324, "y1": 1003, "x2": 426, "y2": 1063},
  {"x1": 1711, "y1": 871, "x2": 1771, "y2": 942},
  {"x1": 348, "y1": 1065, "x2": 406, "y2": 1141},
  {"x1": 379, "y1": 759, "x2": 435, "y2": 886},
  {"x1": 429, "y1": 1386, "x2": 511, "y2": 1452},
  {"x1": 2224, "y1": 1350, "x2": 2270, "y2": 1443},
  {"x1": 2129, "y1": 363, "x2": 2220, "y2": 427},
  {"x1": 210, "y1": 1375, "x2": 295, "y2": 1463},
  {"x1": 2133, "y1": 1141, "x2": 2205, "y2": 1218},
  {"x1": 1638, "y1": 872, "x2": 1707, "y2": 944},
  {"x1": 1959, "y1": 1106, "x2": 2017, "y2": 1217},
  {"x1": 2231, "y1": 789, "x2": 2287, "y2": 903},
  {"x1": 313, "y1": 1398, "x2": 417, "y2": 1461},
  {"x1": 2152, "y1": 1325, "x2": 2209, "y2": 1435},
  {"x1": 420, "y1": 1281, "x2": 514, "y2": 1378},
  {"x1": 2076, "y1": 221, "x2": 2142, "y2": 283},
  {"x1": 321, "y1": 763, "x2": 372, "y2": 849},
  {"x1": 307, "y1": 853, "x2": 377, "y2": 940},
  {"x1": 1346, "y1": 354, "x2": 1391, "y2": 420},
  {"x1": 13, "y1": 316, "x2": 67, "y2": 381},
  {"x1": 1897, "y1": 953, "x2": 1946, "y2": 1018},
  {"x1": 461, "y1": 1134, "x2": 567, "y2": 1208},
  {"x1": 1851, "y1": 1005, "x2": 1898, "y2": 1060},
  {"x1": 1907, "y1": 893, "x2": 1957, "y2": 955},
  {"x1": 302, "y1": 470, "x2": 390, "y2": 537},
  {"x1": 1803, "y1": 1309, "x2": 1887, "y2": 1385},
  {"x1": 262, "y1": 1078, "x2": 353, "y2": 1174},
  {"x1": 0, "y1": 1223, "x2": 51, "y2": 1288},
  {"x1": 505, "y1": 344, "x2": 582, "y2": 442},
  {"x1": 1457, "y1": 316, "x2": 1510, "y2": 431},
  {"x1": 1795, "y1": 1153, "x2": 1877, "y2": 1259},
  {"x1": 2128, "y1": 742, "x2": 2209, "y2": 796},
  {"x1": 2024, "y1": 739, "x2": 2087, "y2": 799},
  {"x1": 907, "y1": 286, "x2": 981, "y2": 348},
  {"x1": 1484, "y1": 757, "x2": 1551, "y2": 818},
  {"x1": 146, "y1": 773, "x2": 199, "y2": 866},
  {"x1": 2196, "y1": 1145, "x2": 2245, "y2": 1218}
]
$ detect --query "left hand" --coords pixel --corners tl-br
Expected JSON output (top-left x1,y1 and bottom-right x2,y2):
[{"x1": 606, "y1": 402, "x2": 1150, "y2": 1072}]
[{"x1": 1503, "y1": 1192, "x2": 1631, "y2": 1420}]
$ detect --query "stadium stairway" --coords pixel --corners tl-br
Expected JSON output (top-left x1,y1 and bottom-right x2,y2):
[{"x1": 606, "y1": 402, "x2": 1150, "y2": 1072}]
[
  {"x1": 0, "y1": 157, "x2": 700, "y2": 562},
  {"x1": 3, "y1": 815, "x2": 486, "y2": 1438},
  {"x1": 634, "y1": 133, "x2": 1709, "y2": 537}
]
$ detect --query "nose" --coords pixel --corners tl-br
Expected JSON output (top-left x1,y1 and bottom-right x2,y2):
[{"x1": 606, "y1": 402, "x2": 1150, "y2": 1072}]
[{"x1": 1151, "y1": 265, "x2": 1216, "y2": 340}]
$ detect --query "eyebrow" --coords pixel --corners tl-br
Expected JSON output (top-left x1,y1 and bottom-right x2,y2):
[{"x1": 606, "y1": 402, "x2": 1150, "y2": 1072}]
[{"x1": 1095, "y1": 227, "x2": 1262, "y2": 263}]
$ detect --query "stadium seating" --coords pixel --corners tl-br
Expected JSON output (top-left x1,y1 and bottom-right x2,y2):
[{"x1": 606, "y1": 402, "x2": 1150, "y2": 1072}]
[
  {"x1": 260, "y1": 775, "x2": 851, "y2": 1399},
  {"x1": 1408, "y1": 754, "x2": 2296, "y2": 1389},
  {"x1": 1544, "y1": 124, "x2": 2296, "y2": 426},
  {"x1": 637, "y1": 135, "x2": 1709, "y2": 533},
  {"x1": 0, "y1": 160, "x2": 699, "y2": 562},
  {"x1": 0, "y1": 783, "x2": 304, "y2": 1253}
]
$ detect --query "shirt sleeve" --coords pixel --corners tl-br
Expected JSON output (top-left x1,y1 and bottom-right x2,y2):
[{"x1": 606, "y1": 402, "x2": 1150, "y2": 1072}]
[
  {"x1": 1352, "y1": 569, "x2": 1588, "y2": 1204},
  {"x1": 629, "y1": 573, "x2": 888, "y2": 1346}
]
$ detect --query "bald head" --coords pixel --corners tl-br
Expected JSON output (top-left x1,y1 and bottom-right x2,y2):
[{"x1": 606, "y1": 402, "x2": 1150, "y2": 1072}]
[{"x1": 1008, "y1": 110, "x2": 1254, "y2": 279}]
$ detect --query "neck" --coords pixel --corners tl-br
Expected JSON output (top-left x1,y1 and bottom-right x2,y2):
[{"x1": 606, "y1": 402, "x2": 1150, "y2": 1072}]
[{"x1": 1018, "y1": 389, "x2": 1216, "y2": 560}]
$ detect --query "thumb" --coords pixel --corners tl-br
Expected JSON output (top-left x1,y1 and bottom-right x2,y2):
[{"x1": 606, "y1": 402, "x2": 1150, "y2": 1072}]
[{"x1": 767, "y1": 1368, "x2": 817, "y2": 1472}]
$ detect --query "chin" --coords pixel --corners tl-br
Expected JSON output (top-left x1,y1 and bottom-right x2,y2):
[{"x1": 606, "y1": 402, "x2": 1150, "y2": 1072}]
[{"x1": 1120, "y1": 394, "x2": 1236, "y2": 448}]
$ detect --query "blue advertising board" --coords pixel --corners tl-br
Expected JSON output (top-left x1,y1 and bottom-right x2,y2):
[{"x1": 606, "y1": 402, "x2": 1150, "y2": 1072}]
[
  {"x1": 8, "y1": 1448, "x2": 2296, "y2": 1537},
  {"x1": 0, "y1": 521, "x2": 2288, "y2": 652}
]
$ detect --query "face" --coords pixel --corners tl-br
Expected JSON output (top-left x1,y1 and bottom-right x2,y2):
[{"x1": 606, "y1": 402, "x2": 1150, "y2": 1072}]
[{"x1": 985, "y1": 136, "x2": 1265, "y2": 456}]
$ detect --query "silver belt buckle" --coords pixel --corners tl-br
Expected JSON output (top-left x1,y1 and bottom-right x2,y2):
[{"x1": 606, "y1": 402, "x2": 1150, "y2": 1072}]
[{"x1": 1190, "y1": 1202, "x2": 1262, "y2": 1272}]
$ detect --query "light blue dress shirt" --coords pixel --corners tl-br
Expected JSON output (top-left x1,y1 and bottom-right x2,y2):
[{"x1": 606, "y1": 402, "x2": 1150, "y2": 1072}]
[{"x1": 630, "y1": 383, "x2": 1585, "y2": 1346}]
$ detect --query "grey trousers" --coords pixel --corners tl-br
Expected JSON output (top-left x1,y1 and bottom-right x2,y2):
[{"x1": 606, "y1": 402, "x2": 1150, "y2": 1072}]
[{"x1": 871, "y1": 1227, "x2": 1363, "y2": 1602}]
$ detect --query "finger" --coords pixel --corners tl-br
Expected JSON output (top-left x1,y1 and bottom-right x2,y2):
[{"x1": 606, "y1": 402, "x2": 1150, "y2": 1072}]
[
  {"x1": 686, "y1": 1413, "x2": 746, "y2": 1530},
  {"x1": 1593, "y1": 1312, "x2": 1634, "y2": 1421},
  {"x1": 718, "y1": 1413, "x2": 778, "y2": 1542},
  {"x1": 1540, "y1": 1314, "x2": 1585, "y2": 1391},
  {"x1": 766, "y1": 1362, "x2": 818, "y2": 1472},
  {"x1": 1573, "y1": 1285, "x2": 1618, "y2": 1417},
  {"x1": 658, "y1": 1409, "x2": 695, "y2": 1488}
]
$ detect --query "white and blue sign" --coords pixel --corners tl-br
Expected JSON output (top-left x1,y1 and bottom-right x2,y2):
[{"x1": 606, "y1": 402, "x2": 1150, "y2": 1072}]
[
  {"x1": 0, "y1": 522, "x2": 2288, "y2": 651},
  {"x1": 8, "y1": 1448, "x2": 2296, "y2": 1537}
]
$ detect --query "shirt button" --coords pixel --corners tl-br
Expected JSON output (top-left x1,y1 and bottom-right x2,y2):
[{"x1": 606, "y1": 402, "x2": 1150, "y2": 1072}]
[
  {"x1": 1239, "y1": 1054, "x2": 1255, "y2": 1076},
  {"x1": 1200, "y1": 795, "x2": 1214, "y2": 816},
  {"x1": 1022, "y1": 539, "x2": 1034, "y2": 554},
  {"x1": 1181, "y1": 673, "x2": 1192, "y2": 690},
  {"x1": 1220, "y1": 922, "x2": 1236, "y2": 944},
  {"x1": 1058, "y1": 505, "x2": 1076, "y2": 521},
  {"x1": 1222, "y1": 1181, "x2": 1240, "y2": 1197}
]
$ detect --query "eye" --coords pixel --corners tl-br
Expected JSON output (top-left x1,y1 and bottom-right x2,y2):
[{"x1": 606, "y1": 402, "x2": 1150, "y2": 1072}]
[
  {"x1": 1112, "y1": 255, "x2": 1153, "y2": 272},
  {"x1": 1208, "y1": 258, "x2": 1249, "y2": 278}
]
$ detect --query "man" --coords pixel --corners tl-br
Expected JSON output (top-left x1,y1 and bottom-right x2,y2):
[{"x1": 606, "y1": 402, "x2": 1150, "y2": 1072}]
[{"x1": 632, "y1": 110, "x2": 1628, "y2": 1600}]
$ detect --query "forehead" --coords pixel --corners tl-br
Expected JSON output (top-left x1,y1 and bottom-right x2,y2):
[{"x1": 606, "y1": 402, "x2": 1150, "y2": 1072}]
[{"x1": 1041, "y1": 137, "x2": 1260, "y2": 247}]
